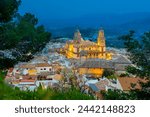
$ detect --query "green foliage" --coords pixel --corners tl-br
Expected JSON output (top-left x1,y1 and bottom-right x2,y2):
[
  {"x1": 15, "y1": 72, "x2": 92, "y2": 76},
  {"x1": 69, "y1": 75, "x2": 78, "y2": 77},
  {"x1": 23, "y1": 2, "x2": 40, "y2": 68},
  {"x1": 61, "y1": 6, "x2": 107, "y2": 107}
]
[
  {"x1": 0, "y1": 0, "x2": 21, "y2": 22},
  {"x1": 102, "y1": 90, "x2": 127, "y2": 100},
  {"x1": 0, "y1": 71, "x2": 6, "y2": 81},
  {"x1": 102, "y1": 69, "x2": 115, "y2": 78},
  {"x1": 102, "y1": 90, "x2": 137, "y2": 100},
  {"x1": 0, "y1": 13, "x2": 51, "y2": 50},
  {"x1": 47, "y1": 88, "x2": 94, "y2": 100},
  {"x1": 19, "y1": 13, "x2": 38, "y2": 25},
  {"x1": 120, "y1": 31, "x2": 150, "y2": 79},
  {"x1": 133, "y1": 80, "x2": 150, "y2": 100},
  {"x1": 103, "y1": 31, "x2": 150, "y2": 100},
  {"x1": 120, "y1": 31, "x2": 150, "y2": 99},
  {"x1": 0, "y1": 57, "x2": 17, "y2": 69},
  {"x1": 119, "y1": 73, "x2": 129, "y2": 77},
  {"x1": 0, "y1": 0, "x2": 50, "y2": 70},
  {"x1": 0, "y1": 80, "x2": 94, "y2": 100},
  {"x1": 107, "y1": 74, "x2": 117, "y2": 80},
  {"x1": 0, "y1": 13, "x2": 51, "y2": 69}
]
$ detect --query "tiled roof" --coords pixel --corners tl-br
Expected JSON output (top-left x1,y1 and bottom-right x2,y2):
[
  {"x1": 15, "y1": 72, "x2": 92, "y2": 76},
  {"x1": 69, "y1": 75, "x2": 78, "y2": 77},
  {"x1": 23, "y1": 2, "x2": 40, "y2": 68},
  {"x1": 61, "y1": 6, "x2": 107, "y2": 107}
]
[
  {"x1": 36, "y1": 63, "x2": 51, "y2": 67},
  {"x1": 22, "y1": 75, "x2": 37, "y2": 79},
  {"x1": 96, "y1": 79, "x2": 109, "y2": 86},
  {"x1": 19, "y1": 64, "x2": 36, "y2": 69},
  {"x1": 118, "y1": 77, "x2": 146, "y2": 91},
  {"x1": 79, "y1": 59, "x2": 114, "y2": 69},
  {"x1": 54, "y1": 74, "x2": 63, "y2": 81},
  {"x1": 20, "y1": 79, "x2": 36, "y2": 82},
  {"x1": 73, "y1": 41, "x2": 97, "y2": 48},
  {"x1": 114, "y1": 64, "x2": 129, "y2": 71},
  {"x1": 112, "y1": 56, "x2": 131, "y2": 64},
  {"x1": 20, "y1": 63, "x2": 51, "y2": 68},
  {"x1": 95, "y1": 79, "x2": 110, "y2": 91}
]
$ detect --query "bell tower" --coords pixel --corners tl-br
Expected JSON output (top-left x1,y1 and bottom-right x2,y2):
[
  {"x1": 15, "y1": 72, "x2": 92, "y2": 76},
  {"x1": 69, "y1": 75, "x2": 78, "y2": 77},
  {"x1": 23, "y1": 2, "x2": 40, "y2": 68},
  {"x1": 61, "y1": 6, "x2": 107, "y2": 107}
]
[
  {"x1": 97, "y1": 29, "x2": 106, "y2": 46},
  {"x1": 74, "y1": 29, "x2": 83, "y2": 43},
  {"x1": 97, "y1": 28, "x2": 106, "y2": 55}
]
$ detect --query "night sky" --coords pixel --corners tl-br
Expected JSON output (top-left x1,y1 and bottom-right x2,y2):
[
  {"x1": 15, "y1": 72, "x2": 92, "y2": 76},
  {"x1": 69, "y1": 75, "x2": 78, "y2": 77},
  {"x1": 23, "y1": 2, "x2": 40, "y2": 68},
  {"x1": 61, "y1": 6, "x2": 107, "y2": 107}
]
[
  {"x1": 18, "y1": 0, "x2": 150, "y2": 29},
  {"x1": 19, "y1": 0, "x2": 150, "y2": 19}
]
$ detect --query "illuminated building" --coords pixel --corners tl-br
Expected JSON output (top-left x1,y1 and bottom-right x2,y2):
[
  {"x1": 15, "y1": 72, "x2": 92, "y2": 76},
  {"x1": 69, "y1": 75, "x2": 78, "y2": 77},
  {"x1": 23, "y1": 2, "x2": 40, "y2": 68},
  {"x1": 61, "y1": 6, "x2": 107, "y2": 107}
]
[{"x1": 63, "y1": 29, "x2": 112, "y2": 60}]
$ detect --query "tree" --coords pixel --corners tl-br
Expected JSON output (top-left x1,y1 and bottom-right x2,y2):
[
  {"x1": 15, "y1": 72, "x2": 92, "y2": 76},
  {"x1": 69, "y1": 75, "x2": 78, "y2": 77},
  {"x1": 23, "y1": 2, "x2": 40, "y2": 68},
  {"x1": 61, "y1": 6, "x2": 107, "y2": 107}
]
[
  {"x1": 0, "y1": 57, "x2": 17, "y2": 69},
  {"x1": 0, "y1": 0, "x2": 21, "y2": 22},
  {"x1": 0, "y1": 13, "x2": 51, "y2": 69},
  {"x1": 102, "y1": 90, "x2": 128, "y2": 100},
  {"x1": 120, "y1": 31, "x2": 150, "y2": 79},
  {"x1": 20, "y1": 13, "x2": 38, "y2": 25},
  {"x1": 103, "y1": 31, "x2": 150, "y2": 100},
  {"x1": 102, "y1": 69, "x2": 115, "y2": 78}
]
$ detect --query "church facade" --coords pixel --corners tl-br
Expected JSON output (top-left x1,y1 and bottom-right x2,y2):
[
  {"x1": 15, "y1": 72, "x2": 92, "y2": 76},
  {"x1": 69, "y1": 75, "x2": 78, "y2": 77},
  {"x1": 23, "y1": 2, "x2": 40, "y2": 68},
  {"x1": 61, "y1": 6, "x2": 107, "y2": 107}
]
[{"x1": 63, "y1": 29, "x2": 112, "y2": 60}]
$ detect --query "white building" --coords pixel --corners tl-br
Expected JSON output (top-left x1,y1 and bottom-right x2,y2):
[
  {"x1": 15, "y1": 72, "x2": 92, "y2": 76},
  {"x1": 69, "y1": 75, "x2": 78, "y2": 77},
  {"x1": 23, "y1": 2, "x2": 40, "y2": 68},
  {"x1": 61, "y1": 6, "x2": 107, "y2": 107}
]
[{"x1": 36, "y1": 63, "x2": 53, "y2": 73}]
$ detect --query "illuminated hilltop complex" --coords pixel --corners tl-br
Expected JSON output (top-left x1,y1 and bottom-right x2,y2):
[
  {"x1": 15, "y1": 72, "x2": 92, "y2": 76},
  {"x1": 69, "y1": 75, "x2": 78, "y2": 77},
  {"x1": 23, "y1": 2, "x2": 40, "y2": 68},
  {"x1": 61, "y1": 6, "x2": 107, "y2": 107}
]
[
  {"x1": 62, "y1": 29, "x2": 112, "y2": 60},
  {"x1": 58, "y1": 29, "x2": 131, "y2": 78}
]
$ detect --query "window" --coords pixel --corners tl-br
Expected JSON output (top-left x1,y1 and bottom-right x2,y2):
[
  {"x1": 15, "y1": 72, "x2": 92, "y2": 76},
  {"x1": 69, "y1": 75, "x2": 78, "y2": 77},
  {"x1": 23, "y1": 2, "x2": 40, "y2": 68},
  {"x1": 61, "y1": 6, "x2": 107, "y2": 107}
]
[
  {"x1": 41, "y1": 68, "x2": 43, "y2": 70},
  {"x1": 49, "y1": 68, "x2": 51, "y2": 71},
  {"x1": 44, "y1": 68, "x2": 46, "y2": 70}
]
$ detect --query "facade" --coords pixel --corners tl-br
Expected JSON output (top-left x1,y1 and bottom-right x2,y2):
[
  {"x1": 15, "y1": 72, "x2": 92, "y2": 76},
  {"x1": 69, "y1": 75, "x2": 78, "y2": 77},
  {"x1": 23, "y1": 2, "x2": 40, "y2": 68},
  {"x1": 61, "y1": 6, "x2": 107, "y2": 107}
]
[
  {"x1": 36, "y1": 63, "x2": 53, "y2": 74},
  {"x1": 18, "y1": 63, "x2": 53, "y2": 75},
  {"x1": 19, "y1": 64, "x2": 37, "y2": 76},
  {"x1": 28, "y1": 69, "x2": 37, "y2": 75},
  {"x1": 77, "y1": 55, "x2": 132, "y2": 78},
  {"x1": 63, "y1": 29, "x2": 112, "y2": 60},
  {"x1": 78, "y1": 59, "x2": 114, "y2": 77}
]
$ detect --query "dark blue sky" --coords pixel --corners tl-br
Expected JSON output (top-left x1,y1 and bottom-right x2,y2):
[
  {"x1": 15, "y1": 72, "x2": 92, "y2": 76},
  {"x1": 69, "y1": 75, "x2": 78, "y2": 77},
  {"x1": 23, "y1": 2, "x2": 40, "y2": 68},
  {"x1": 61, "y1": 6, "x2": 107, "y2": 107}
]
[
  {"x1": 19, "y1": 0, "x2": 150, "y2": 19},
  {"x1": 18, "y1": 0, "x2": 150, "y2": 29}
]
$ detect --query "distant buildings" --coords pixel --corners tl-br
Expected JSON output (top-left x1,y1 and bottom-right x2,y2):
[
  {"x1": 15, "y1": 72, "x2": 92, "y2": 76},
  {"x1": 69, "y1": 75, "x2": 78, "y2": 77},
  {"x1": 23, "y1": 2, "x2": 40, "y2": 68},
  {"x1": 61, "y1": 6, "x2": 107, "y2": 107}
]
[
  {"x1": 59, "y1": 29, "x2": 133, "y2": 77},
  {"x1": 80, "y1": 77, "x2": 117, "y2": 100},
  {"x1": 4, "y1": 28, "x2": 138, "y2": 100},
  {"x1": 75, "y1": 55, "x2": 132, "y2": 78},
  {"x1": 5, "y1": 60, "x2": 64, "y2": 91}
]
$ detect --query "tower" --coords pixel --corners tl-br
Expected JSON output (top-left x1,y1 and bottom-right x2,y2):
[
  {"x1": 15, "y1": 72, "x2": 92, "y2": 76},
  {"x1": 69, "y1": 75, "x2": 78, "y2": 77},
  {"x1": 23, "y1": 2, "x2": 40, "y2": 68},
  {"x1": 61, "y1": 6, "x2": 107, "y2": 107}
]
[
  {"x1": 97, "y1": 29, "x2": 106, "y2": 55},
  {"x1": 73, "y1": 29, "x2": 83, "y2": 43},
  {"x1": 97, "y1": 29, "x2": 106, "y2": 46}
]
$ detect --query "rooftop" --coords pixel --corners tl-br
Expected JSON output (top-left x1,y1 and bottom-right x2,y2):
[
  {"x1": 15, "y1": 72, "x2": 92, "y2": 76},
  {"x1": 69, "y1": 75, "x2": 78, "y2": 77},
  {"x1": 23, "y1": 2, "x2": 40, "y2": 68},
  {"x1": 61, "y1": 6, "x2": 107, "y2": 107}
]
[
  {"x1": 89, "y1": 83, "x2": 99, "y2": 92},
  {"x1": 20, "y1": 79, "x2": 36, "y2": 83},
  {"x1": 118, "y1": 77, "x2": 146, "y2": 91},
  {"x1": 19, "y1": 64, "x2": 36, "y2": 69},
  {"x1": 36, "y1": 63, "x2": 51, "y2": 67},
  {"x1": 79, "y1": 59, "x2": 114, "y2": 69},
  {"x1": 95, "y1": 79, "x2": 110, "y2": 91},
  {"x1": 112, "y1": 56, "x2": 131, "y2": 64}
]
